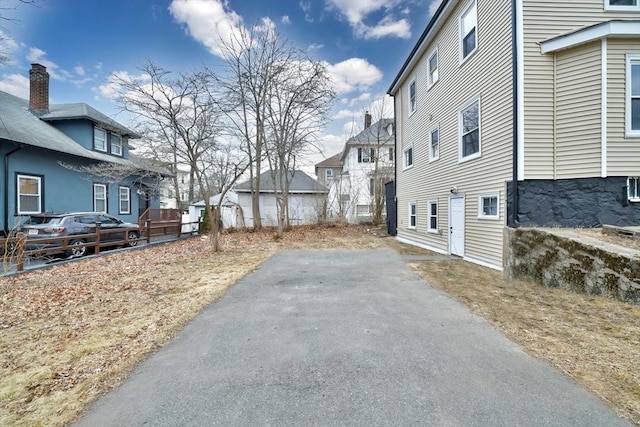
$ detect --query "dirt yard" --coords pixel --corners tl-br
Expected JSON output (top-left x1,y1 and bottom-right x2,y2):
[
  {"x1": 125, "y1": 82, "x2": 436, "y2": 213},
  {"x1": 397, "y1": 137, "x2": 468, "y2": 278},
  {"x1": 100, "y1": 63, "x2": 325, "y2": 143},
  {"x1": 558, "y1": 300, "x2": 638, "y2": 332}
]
[{"x1": 1, "y1": 225, "x2": 638, "y2": 426}]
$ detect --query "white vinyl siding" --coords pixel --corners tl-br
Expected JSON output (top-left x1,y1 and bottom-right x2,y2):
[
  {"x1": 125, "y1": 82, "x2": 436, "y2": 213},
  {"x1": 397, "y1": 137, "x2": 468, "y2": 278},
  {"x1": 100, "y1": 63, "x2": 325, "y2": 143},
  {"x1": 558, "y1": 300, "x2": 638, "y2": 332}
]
[
  {"x1": 607, "y1": 40, "x2": 640, "y2": 174},
  {"x1": 555, "y1": 41, "x2": 602, "y2": 178},
  {"x1": 522, "y1": 0, "x2": 637, "y2": 179},
  {"x1": 94, "y1": 184, "x2": 107, "y2": 213},
  {"x1": 17, "y1": 174, "x2": 42, "y2": 214},
  {"x1": 392, "y1": 0, "x2": 512, "y2": 269}
]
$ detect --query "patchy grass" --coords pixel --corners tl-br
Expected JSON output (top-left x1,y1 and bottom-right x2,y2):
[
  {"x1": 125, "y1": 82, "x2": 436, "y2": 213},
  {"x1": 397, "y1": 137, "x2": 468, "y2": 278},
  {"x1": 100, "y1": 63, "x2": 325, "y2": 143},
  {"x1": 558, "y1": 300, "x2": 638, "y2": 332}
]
[
  {"x1": 409, "y1": 258, "x2": 640, "y2": 426},
  {"x1": 1, "y1": 226, "x2": 638, "y2": 426}
]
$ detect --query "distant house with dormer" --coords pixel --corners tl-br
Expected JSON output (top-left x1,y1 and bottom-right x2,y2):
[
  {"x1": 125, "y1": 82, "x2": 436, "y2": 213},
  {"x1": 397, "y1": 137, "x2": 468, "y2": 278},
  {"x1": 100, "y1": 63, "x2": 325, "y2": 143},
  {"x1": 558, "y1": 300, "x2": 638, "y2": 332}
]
[{"x1": 0, "y1": 64, "x2": 162, "y2": 234}]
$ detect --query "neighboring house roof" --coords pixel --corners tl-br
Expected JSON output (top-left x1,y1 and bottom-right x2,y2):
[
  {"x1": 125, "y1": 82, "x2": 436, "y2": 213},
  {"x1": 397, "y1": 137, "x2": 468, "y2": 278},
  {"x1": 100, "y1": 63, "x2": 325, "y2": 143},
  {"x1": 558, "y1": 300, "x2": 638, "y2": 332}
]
[
  {"x1": 315, "y1": 152, "x2": 343, "y2": 174},
  {"x1": 234, "y1": 170, "x2": 329, "y2": 194},
  {"x1": 41, "y1": 103, "x2": 140, "y2": 138},
  {"x1": 192, "y1": 191, "x2": 239, "y2": 207},
  {"x1": 0, "y1": 90, "x2": 140, "y2": 168},
  {"x1": 341, "y1": 118, "x2": 394, "y2": 162}
]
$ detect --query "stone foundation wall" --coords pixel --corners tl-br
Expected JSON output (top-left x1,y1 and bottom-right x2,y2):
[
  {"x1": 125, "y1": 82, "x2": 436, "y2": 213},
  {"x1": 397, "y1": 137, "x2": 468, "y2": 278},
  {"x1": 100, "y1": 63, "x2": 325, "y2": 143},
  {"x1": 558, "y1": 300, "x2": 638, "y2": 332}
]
[
  {"x1": 504, "y1": 227, "x2": 640, "y2": 304},
  {"x1": 506, "y1": 177, "x2": 640, "y2": 228}
]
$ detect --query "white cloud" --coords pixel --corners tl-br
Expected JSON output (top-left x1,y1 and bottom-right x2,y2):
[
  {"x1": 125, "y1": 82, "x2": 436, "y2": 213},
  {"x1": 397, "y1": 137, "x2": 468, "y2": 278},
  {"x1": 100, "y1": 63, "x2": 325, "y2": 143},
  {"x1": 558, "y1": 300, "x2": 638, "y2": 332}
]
[
  {"x1": 332, "y1": 109, "x2": 358, "y2": 120},
  {"x1": 0, "y1": 74, "x2": 29, "y2": 98},
  {"x1": 343, "y1": 120, "x2": 358, "y2": 136},
  {"x1": 325, "y1": 58, "x2": 382, "y2": 94},
  {"x1": 308, "y1": 43, "x2": 324, "y2": 52},
  {"x1": 281, "y1": 15, "x2": 291, "y2": 24},
  {"x1": 326, "y1": 0, "x2": 410, "y2": 39},
  {"x1": 366, "y1": 94, "x2": 394, "y2": 118},
  {"x1": 0, "y1": 30, "x2": 19, "y2": 63},
  {"x1": 75, "y1": 65, "x2": 85, "y2": 76},
  {"x1": 357, "y1": 16, "x2": 410, "y2": 39},
  {"x1": 97, "y1": 71, "x2": 150, "y2": 100},
  {"x1": 26, "y1": 47, "x2": 74, "y2": 81},
  {"x1": 169, "y1": 0, "x2": 245, "y2": 58},
  {"x1": 299, "y1": 1, "x2": 314, "y2": 23}
]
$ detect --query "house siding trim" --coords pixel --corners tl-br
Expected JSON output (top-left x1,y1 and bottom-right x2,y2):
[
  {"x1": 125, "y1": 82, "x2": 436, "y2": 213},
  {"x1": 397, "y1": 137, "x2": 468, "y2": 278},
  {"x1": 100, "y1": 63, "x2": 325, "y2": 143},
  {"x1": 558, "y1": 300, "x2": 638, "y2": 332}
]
[
  {"x1": 540, "y1": 20, "x2": 640, "y2": 54},
  {"x1": 602, "y1": 38, "x2": 608, "y2": 177}
]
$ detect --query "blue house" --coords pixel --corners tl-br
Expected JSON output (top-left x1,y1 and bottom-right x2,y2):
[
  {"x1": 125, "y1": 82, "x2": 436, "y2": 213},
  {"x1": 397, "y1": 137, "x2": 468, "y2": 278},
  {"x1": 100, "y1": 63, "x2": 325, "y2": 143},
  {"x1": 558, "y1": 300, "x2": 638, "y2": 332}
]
[{"x1": 0, "y1": 64, "x2": 162, "y2": 235}]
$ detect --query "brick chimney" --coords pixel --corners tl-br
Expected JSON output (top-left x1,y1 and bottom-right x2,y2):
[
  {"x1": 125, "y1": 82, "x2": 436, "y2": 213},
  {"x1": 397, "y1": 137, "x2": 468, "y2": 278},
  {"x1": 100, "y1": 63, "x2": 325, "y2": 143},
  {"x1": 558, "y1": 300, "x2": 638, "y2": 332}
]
[
  {"x1": 364, "y1": 111, "x2": 371, "y2": 129},
  {"x1": 29, "y1": 63, "x2": 49, "y2": 114}
]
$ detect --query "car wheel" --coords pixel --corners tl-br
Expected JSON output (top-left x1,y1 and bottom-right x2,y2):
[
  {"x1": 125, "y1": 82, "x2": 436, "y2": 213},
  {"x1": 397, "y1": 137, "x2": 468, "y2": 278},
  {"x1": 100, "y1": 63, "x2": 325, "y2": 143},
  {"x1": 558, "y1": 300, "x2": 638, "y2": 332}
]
[
  {"x1": 127, "y1": 231, "x2": 139, "y2": 247},
  {"x1": 66, "y1": 239, "x2": 87, "y2": 257}
]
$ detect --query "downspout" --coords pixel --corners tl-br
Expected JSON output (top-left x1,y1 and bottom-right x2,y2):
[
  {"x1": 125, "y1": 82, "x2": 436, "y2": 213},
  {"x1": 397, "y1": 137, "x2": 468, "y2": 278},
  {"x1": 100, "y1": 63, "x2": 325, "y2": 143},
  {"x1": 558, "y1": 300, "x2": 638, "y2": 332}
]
[
  {"x1": 4, "y1": 145, "x2": 22, "y2": 234},
  {"x1": 509, "y1": 0, "x2": 519, "y2": 228}
]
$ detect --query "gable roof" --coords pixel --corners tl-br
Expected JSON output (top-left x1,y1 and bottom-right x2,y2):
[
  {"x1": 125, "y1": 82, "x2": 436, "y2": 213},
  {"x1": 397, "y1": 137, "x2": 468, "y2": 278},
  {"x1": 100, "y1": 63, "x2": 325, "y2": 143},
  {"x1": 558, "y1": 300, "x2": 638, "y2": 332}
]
[
  {"x1": 341, "y1": 118, "x2": 394, "y2": 161},
  {"x1": 234, "y1": 170, "x2": 329, "y2": 194},
  {"x1": 0, "y1": 90, "x2": 139, "y2": 168},
  {"x1": 315, "y1": 152, "x2": 343, "y2": 169}
]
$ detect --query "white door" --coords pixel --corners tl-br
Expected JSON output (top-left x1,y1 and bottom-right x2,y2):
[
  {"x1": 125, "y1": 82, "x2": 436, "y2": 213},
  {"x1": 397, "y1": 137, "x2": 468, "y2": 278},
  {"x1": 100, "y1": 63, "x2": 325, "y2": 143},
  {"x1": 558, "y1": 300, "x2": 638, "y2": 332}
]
[{"x1": 449, "y1": 196, "x2": 465, "y2": 256}]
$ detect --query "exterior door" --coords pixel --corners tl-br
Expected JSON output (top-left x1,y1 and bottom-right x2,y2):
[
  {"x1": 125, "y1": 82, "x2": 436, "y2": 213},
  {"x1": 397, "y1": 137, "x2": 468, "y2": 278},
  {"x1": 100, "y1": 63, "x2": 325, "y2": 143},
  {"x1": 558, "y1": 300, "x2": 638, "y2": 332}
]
[{"x1": 449, "y1": 196, "x2": 465, "y2": 256}]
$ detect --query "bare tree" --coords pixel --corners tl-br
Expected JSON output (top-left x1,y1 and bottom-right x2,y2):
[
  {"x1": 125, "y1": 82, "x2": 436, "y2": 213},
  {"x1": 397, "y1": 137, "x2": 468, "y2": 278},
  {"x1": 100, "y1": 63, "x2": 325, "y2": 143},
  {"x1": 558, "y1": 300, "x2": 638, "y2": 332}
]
[
  {"x1": 0, "y1": 0, "x2": 37, "y2": 64},
  {"x1": 110, "y1": 60, "x2": 246, "y2": 250},
  {"x1": 263, "y1": 54, "x2": 335, "y2": 236}
]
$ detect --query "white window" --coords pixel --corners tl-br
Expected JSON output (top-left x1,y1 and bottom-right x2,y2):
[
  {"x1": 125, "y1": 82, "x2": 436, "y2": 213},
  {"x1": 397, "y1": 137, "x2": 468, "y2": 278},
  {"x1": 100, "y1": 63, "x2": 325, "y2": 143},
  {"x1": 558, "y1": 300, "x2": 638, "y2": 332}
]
[
  {"x1": 628, "y1": 177, "x2": 640, "y2": 201},
  {"x1": 605, "y1": 0, "x2": 640, "y2": 11},
  {"x1": 403, "y1": 146, "x2": 413, "y2": 169},
  {"x1": 428, "y1": 199, "x2": 438, "y2": 232},
  {"x1": 627, "y1": 54, "x2": 640, "y2": 137},
  {"x1": 358, "y1": 147, "x2": 374, "y2": 163},
  {"x1": 17, "y1": 174, "x2": 42, "y2": 214},
  {"x1": 428, "y1": 49, "x2": 439, "y2": 88},
  {"x1": 94, "y1": 183, "x2": 107, "y2": 213},
  {"x1": 408, "y1": 202, "x2": 417, "y2": 229},
  {"x1": 478, "y1": 192, "x2": 499, "y2": 220},
  {"x1": 356, "y1": 204, "x2": 372, "y2": 216},
  {"x1": 94, "y1": 128, "x2": 107, "y2": 152},
  {"x1": 111, "y1": 134, "x2": 123, "y2": 156},
  {"x1": 459, "y1": 97, "x2": 481, "y2": 161},
  {"x1": 429, "y1": 126, "x2": 440, "y2": 162},
  {"x1": 460, "y1": 0, "x2": 477, "y2": 63},
  {"x1": 388, "y1": 147, "x2": 394, "y2": 162},
  {"x1": 325, "y1": 169, "x2": 334, "y2": 179},
  {"x1": 409, "y1": 79, "x2": 417, "y2": 114},
  {"x1": 119, "y1": 186, "x2": 131, "y2": 214}
]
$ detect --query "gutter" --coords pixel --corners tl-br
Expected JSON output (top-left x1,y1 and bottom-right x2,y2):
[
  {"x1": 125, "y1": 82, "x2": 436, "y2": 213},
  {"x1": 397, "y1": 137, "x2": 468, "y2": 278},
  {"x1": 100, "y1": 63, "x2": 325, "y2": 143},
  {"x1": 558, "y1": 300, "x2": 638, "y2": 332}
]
[
  {"x1": 4, "y1": 145, "x2": 22, "y2": 234},
  {"x1": 509, "y1": 0, "x2": 519, "y2": 228}
]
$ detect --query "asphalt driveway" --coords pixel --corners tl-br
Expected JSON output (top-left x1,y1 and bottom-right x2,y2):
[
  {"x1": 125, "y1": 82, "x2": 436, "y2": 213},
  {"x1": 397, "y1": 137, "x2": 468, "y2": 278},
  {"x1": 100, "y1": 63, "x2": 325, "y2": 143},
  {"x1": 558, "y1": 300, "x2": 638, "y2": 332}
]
[{"x1": 75, "y1": 248, "x2": 629, "y2": 426}]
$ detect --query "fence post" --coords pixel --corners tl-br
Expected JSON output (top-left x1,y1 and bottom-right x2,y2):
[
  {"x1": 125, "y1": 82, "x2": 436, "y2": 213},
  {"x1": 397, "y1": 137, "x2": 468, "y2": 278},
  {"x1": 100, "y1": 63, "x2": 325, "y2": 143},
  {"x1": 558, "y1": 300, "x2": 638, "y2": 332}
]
[
  {"x1": 16, "y1": 232, "x2": 25, "y2": 272},
  {"x1": 146, "y1": 219, "x2": 152, "y2": 244},
  {"x1": 95, "y1": 222, "x2": 102, "y2": 255}
]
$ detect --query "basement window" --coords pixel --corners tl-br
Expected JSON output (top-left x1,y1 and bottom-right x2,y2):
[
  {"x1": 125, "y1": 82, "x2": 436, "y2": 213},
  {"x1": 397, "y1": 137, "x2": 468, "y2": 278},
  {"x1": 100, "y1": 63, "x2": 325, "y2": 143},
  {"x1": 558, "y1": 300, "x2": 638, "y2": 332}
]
[{"x1": 628, "y1": 177, "x2": 640, "y2": 202}]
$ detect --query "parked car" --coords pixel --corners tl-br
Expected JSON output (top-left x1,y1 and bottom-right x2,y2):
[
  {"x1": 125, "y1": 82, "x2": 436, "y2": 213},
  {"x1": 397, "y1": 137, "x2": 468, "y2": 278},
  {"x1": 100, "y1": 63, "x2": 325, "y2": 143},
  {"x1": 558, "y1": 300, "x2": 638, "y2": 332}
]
[{"x1": 19, "y1": 212, "x2": 140, "y2": 257}]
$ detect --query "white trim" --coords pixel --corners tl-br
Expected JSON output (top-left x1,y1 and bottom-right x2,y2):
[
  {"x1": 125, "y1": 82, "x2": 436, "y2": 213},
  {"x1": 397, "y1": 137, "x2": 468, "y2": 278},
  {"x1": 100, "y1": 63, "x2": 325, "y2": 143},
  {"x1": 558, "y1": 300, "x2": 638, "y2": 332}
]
[
  {"x1": 395, "y1": 235, "x2": 448, "y2": 255},
  {"x1": 463, "y1": 254, "x2": 503, "y2": 271},
  {"x1": 94, "y1": 183, "x2": 107, "y2": 213},
  {"x1": 604, "y1": 0, "x2": 640, "y2": 12},
  {"x1": 427, "y1": 47, "x2": 439, "y2": 89},
  {"x1": 119, "y1": 186, "x2": 131, "y2": 214},
  {"x1": 429, "y1": 124, "x2": 440, "y2": 162},
  {"x1": 408, "y1": 201, "x2": 417, "y2": 229},
  {"x1": 408, "y1": 78, "x2": 417, "y2": 116},
  {"x1": 458, "y1": 96, "x2": 481, "y2": 163},
  {"x1": 459, "y1": 0, "x2": 478, "y2": 65},
  {"x1": 628, "y1": 177, "x2": 640, "y2": 201},
  {"x1": 427, "y1": 198, "x2": 439, "y2": 233},
  {"x1": 16, "y1": 174, "x2": 42, "y2": 215},
  {"x1": 517, "y1": 0, "x2": 525, "y2": 181},
  {"x1": 601, "y1": 39, "x2": 608, "y2": 177},
  {"x1": 94, "y1": 127, "x2": 107, "y2": 152},
  {"x1": 626, "y1": 54, "x2": 640, "y2": 138},
  {"x1": 540, "y1": 21, "x2": 640, "y2": 54},
  {"x1": 111, "y1": 134, "x2": 123, "y2": 156},
  {"x1": 403, "y1": 145, "x2": 414, "y2": 170},
  {"x1": 387, "y1": 0, "x2": 455, "y2": 95},
  {"x1": 478, "y1": 192, "x2": 500, "y2": 220}
]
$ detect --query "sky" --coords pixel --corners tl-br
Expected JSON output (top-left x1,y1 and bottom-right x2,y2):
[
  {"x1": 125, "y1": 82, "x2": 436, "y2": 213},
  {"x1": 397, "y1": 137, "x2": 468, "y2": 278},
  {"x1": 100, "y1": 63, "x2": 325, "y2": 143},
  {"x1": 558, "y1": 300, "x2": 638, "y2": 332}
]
[{"x1": 0, "y1": 0, "x2": 443, "y2": 173}]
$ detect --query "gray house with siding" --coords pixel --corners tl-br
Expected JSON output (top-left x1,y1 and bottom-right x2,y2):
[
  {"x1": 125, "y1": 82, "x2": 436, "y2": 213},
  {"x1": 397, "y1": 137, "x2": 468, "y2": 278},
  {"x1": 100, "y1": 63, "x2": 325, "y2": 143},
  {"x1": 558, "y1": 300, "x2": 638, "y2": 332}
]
[
  {"x1": 0, "y1": 64, "x2": 161, "y2": 235},
  {"x1": 387, "y1": 0, "x2": 640, "y2": 269}
]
